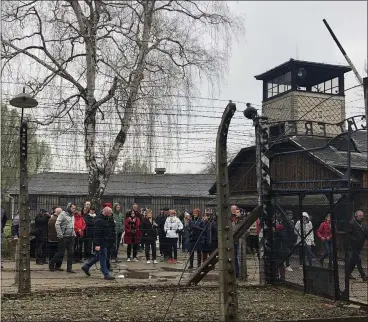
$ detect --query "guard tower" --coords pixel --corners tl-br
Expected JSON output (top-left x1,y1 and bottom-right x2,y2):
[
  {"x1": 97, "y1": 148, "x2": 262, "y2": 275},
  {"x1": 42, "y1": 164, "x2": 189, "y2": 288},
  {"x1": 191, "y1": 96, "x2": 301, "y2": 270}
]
[{"x1": 255, "y1": 59, "x2": 352, "y2": 137}]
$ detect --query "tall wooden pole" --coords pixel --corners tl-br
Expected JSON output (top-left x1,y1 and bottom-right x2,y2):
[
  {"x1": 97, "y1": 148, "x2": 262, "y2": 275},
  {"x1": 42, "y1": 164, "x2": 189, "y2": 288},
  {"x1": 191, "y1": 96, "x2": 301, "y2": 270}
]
[
  {"x1": 216, "y1": 101, "x2": 238, "y2": 322},
  {"x1": 17, "y1": 114, "x2": 31, "y2": 294},
  {"x1": 363, "y1": 77, "x2": 368, "y2": 169}
]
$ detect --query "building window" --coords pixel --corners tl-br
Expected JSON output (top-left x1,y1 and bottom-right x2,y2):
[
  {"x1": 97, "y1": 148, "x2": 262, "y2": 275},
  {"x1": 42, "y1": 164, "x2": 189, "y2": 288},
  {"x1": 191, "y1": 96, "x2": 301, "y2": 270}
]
[
  {"x1": 173, "y1": 198, "x2": 191, "y2": 205},
  {"x1": 29, "y1": 195, "x2": 38, "y2": 211},
  {"x1": 267, "y1": 71, "x2": 292, "y2": 98},
  {"x1": 134, "y1": 197, "x2": 152, "y2": 206},
  {"x1": 312, "y1": 77, "x2": 339, "y2": 95},
  {"x1": 59, "y1": 197, "x2": 76, "y2": 210}
]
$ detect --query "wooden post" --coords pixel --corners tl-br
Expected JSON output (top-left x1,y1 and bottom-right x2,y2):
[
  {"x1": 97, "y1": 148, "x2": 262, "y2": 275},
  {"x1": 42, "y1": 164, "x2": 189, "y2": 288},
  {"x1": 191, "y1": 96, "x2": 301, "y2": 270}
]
[
  {"x1": 240, "y1": 235, "x2": 248, "y2": 280},
  {"x1": 363, "y1": 77, "x2": 368, "y2": 169},
  {"x1": 17, "y1": 117, "x2": 31, "y2": 294},
  {"x1": 14, "y1": 240, "x2": 19, "y2": 285},
  {"x1": 216, "y1": 101, "x2": 238, "y2": 322},
  {"x1": 254, "y1": 119, "x2": 265, "y2": 284}
]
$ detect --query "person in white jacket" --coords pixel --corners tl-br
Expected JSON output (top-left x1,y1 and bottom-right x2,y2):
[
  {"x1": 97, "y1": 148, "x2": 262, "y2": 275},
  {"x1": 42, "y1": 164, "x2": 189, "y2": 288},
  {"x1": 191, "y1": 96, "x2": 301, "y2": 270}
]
[
  {"x1": 164, "y1": 209, "x2": 183, "y2": 264},
  {"x1": 294, "y1": 212, "x2": 314, "y2": 267}
]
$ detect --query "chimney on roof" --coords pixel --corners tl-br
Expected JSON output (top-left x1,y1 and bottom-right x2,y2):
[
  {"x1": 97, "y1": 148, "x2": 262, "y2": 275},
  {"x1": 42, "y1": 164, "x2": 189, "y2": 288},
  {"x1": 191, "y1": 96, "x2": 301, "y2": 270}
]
[{"x1": 155, "y1": 168, "x2": 166, "y2": 175}]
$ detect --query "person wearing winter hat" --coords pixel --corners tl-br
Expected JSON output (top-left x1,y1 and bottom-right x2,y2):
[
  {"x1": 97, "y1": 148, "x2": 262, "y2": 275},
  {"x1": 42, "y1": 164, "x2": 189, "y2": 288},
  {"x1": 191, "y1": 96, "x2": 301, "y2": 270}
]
[
  {"x1": 103, "y1": 202, "x2": 113, "y2": 210},
  {"x1": 294, "y1": 212, "x2": 314, "y2": 268}
]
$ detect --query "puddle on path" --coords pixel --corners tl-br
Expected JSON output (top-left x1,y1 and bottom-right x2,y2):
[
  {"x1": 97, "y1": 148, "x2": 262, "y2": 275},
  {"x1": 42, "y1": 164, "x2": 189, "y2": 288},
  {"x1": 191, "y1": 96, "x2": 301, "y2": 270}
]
[{"x1": 117, "y1": 271, "x2": 177, "y2": 280}]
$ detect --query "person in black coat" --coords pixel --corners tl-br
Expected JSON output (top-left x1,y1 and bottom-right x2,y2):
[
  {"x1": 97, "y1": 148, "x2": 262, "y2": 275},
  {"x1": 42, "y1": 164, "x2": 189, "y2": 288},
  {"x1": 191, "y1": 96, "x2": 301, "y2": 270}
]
[
  {"x1": 81, "y1": 206, "x2": 115, "y2": 280},
  {"x1": 84, "y1": 206, "x2": 97, "y2": 260},
  {"x1": 141, "y1": 209, "x2": 158, "y2": 263},
  {"x1": 156, "y1": 207, "x2": 169, "y2": 258},
  {"x1": 201, "y1": 211, "x2": 218, "y2": 263},
  {"x1": 347, "y1": 210, "x2": 368, "y2": 281},
  {"x1": 34, "y1": 209, "x2": 50, "y2": 264},
  {"x1": 188, "y1": 208, "x2": 204, "y2": 269}
]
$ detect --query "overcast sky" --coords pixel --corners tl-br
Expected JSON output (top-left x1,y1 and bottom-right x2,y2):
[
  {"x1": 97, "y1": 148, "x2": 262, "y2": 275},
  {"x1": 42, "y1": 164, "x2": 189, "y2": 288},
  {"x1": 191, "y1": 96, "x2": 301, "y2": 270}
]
[
  {"x1": 3, "y1": 1, "x2": 367, "y2": 175},
  {"x1": 178, "y1": 0, "x2": 367, "y2": 173}
]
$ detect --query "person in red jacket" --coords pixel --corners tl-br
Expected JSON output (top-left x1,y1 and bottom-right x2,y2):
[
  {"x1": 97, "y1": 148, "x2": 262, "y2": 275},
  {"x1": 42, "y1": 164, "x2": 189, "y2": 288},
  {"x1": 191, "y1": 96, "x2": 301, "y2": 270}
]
[
  {"x1": 124, "y1": 210, "x2": 141, "y2": 262},
  {"x1": 317, "y1": 214, "x2": 332, "y2": 268},
  {"x1": 74, "y1": 209, "x2": 86, "y2": 263}
]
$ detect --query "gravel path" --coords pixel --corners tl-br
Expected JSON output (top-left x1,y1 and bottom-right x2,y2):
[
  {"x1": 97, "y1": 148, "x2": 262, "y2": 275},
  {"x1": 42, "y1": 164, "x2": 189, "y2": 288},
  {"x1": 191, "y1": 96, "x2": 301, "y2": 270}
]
[{"x1": 2, "y1": 284, "x2": 367, "y2": 322}]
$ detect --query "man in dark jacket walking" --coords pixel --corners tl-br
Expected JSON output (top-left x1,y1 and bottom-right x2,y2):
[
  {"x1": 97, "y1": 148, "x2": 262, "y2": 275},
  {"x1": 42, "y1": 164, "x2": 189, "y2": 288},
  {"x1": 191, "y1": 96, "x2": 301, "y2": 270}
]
[
  {"x1": 347, "y1": 210, "x2": 368, "y2": 281},
  {"x1": 81, "y1": 206, "x2": 115, "y2": 280},
  {"x1": 35, "y1": 209, "x2": 50, "y2": 264}
]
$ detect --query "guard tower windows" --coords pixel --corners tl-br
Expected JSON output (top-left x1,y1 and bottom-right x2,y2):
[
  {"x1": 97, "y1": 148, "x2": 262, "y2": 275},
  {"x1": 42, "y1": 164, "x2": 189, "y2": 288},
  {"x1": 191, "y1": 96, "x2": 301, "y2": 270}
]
[
  {"x1": 255, "y1": 59, "x2": 351, "y2": 102},
  {"x1": 311, "y1": 77, "x2": 339, "y2": 95},
  {"x1": 267, "y1": 71, "x2": 292, "y2": 98}
]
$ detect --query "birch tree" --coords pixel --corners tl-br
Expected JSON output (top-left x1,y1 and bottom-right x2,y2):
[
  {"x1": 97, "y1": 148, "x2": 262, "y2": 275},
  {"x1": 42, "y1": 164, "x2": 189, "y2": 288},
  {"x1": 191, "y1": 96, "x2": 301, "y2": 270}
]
[{"x1": 2, "y1": 0, "x2": 242, "y2": 204}]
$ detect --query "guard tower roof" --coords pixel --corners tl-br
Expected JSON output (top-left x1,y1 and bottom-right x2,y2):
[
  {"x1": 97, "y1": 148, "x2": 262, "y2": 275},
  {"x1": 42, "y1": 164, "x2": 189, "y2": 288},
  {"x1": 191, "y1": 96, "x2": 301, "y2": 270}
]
[{"x1": 254, "y1": 59, "x2": 351, "y2": 86}]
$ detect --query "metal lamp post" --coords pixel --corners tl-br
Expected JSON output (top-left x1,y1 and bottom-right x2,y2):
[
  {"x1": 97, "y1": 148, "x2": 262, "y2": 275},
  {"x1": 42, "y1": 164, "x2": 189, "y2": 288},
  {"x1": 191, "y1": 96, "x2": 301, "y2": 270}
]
[{"x1": 9, "y1": 88, "x2": 38, "y2": 294}]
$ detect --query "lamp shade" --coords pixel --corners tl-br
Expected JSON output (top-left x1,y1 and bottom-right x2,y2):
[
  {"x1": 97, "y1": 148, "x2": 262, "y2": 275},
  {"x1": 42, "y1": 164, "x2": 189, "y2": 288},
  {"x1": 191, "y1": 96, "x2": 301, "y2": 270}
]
[{"x1": 9, "y1": 92, "x2": 38, "y2": 108}]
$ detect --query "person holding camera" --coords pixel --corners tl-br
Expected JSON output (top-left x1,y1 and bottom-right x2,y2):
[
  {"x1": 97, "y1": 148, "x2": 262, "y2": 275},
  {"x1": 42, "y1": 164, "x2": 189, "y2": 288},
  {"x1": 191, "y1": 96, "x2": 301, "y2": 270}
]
[
  {"x1": 164, "y1": 209, "x2": 183, "y2": 264},
  {"x1": 124, "y1": 210, "x2": 141, "y2": 262}
]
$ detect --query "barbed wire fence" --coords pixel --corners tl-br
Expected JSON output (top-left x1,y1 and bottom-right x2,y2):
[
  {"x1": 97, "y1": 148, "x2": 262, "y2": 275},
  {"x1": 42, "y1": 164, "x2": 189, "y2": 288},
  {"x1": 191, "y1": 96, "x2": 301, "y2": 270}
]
[{"x1": 1, "y1": 83, "x2": 368, "y2": 321}]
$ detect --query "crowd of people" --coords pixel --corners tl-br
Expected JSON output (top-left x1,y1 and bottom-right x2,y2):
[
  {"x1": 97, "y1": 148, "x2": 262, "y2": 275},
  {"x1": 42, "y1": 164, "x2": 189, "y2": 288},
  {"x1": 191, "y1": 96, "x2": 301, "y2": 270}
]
[
  {"x1": 7, "y1": 202, "x2": 221, "y2": 279},
  {"x1": 3, "y1": 202, "x2": 368, "y2": 283},
  {"x1": 270, "y1": 209, "x2": 368, "y2": 283}
]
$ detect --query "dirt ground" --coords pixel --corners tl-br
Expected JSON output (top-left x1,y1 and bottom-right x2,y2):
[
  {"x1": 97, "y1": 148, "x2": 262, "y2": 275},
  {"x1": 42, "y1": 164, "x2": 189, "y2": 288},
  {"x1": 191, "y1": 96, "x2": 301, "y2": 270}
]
[
  {"x1": 1, "y1": 249, "x2": 368, "y2": 321},
  {"x1": 1, "y1": 284, "x2": 368, "y2": 322}
]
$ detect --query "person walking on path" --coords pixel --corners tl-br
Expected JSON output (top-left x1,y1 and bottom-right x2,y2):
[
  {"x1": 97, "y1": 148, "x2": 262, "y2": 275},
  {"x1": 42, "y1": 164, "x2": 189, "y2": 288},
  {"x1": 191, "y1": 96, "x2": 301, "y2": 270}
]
[
  {"x1": 164, "y1": 209, "x2": 183, "y2": 264},
  {"x1": 317, "y1": 214, "x2": 333, "y2": 268},
  {"x1": 81, "y1": 206, "x2": 115, "y2": 280},
  {"x1": 49, "y1": 203, "x2": 76, "y2": 273},
  {"x1": 294, "y1": 212, "x2": 315, "y2": 267},
  {"x1": 347, "y1": 210, "x2": 368, "y2": 281},
  {"x1": 124, "y1": 210, "x2": 141, "y2": 262},
  {"x1": 141, "y1": 209, "x2": 158, "y2": 264}
]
